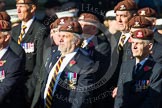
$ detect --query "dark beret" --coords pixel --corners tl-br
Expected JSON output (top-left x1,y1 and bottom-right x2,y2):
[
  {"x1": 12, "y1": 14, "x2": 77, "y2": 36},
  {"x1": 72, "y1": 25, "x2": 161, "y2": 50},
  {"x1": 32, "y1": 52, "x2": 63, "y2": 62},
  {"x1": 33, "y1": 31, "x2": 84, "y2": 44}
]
[
  {"x1": 78, "y1": 13, "x2": 99, "y2": 23},
  {"x1": 50, "y1": 17, "x2": 73, "y2": 29},
  {"x1": 0, "y1": 11, "x2": 11, "y2": 31},
  {"x1": 16, "y1": 0, "x2": 38, "y2": 5},
  {"x1": 137, "y1": 7, "x2": 157, "y2": 17},
  {"x1": 114, "y1": 0, "x2": 138, "y2": 12},
  {"x1": 128, "y1": 16, "x2": 152, "y2": 28},
  {"x1": 132, "y1": 28, "x2": 154, "y2": 40},
  {"x1": 59, "y1": 21, "x2": 82, "y2": 34}
]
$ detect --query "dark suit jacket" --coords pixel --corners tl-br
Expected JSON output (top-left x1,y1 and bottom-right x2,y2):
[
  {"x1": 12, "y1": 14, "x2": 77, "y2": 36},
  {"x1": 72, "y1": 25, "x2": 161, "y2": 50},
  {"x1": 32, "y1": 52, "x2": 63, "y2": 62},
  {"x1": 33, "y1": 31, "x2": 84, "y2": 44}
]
[
  {"x1": 11, "y1": 18, "x2": 48, "y2": 103},
  {"x1": 0, "y1": 47, "x2": 25, "y2": 108},
  {"x1": 115, "y1": 56, "x2": 162, "y2": 108},
  {"x1": 31, "y1": 49, "x2": 96, "y2": 108}
]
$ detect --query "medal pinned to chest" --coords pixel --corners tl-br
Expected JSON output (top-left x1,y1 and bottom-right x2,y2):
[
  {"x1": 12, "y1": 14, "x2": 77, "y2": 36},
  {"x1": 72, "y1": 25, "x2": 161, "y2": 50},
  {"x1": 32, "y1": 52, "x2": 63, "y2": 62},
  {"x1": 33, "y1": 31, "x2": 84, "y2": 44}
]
[
  {"x1": 65, "y1": 72, "x2": 78, "y2": 90},
  {"x1": 21, "y1": 43, "x2": 34, "y2": 53}
]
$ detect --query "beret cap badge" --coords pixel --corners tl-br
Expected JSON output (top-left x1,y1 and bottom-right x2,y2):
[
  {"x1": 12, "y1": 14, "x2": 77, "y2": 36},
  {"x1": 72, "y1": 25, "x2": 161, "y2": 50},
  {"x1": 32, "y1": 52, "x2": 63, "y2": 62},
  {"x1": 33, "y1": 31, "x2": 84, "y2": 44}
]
[
  {"x1": 67, "y1": 25, "x2": 73, "y2": 31},
  {"x1": 134, "y1": 21, "x2": 140, "y2": 27},
  {"x1": 140, "y1": 10, "x2": 146, "y2": 15},
  {"x1": 120, "y1": 5, "x2": 126, "y2": 10},
  {"x1": 59, "y1": 19, "x2": 65, "y2": 25},
  {"x1": 136, "y1": 31, "x2": 144, "y2": 38}
]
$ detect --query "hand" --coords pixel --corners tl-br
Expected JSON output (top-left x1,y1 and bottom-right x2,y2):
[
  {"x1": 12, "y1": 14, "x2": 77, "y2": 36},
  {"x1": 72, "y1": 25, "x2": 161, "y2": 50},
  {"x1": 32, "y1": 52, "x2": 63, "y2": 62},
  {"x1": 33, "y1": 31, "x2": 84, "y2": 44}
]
[{"x1": 112, "y1": 87, "x2": 118, "y2": 98}]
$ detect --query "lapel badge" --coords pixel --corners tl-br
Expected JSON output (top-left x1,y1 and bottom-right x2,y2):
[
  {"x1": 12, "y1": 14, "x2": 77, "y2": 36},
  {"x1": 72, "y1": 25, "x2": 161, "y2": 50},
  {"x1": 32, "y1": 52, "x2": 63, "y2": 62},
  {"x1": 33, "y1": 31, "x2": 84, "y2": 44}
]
[
  {"x1": 65, "y1": 72, "x2": 77, "y2": 90},
  {"x1": 0, "y1": 60, "x2": 6, "y2": 67}
]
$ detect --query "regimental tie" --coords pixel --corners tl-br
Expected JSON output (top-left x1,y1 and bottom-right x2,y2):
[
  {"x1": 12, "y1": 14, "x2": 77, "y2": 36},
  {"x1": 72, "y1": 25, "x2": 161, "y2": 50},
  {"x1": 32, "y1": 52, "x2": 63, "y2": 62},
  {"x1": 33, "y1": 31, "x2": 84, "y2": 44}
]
[
  {"x1": 18, "y1": 25, "x2": 27, "y2": 44},
  {"x1": 45, "y1": 56, "x2": 65, "y2": 108},
  {"x1": 118, "y1": 34, "x2": 126, "y2": 50}
]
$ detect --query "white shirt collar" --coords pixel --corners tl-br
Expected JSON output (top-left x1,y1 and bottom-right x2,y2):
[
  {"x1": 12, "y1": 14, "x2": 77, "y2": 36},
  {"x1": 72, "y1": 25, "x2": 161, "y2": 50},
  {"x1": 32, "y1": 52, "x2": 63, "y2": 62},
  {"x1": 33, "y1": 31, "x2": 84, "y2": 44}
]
[
  {"x1": 121, "y1": 32, "x2": 131, "y2": 44},
  {"x1": 21, "y1": 16, "x2": 35, "y2": 36},
  {"x1": 0, "y1": 46, "x2": 9, "y2": 59}
]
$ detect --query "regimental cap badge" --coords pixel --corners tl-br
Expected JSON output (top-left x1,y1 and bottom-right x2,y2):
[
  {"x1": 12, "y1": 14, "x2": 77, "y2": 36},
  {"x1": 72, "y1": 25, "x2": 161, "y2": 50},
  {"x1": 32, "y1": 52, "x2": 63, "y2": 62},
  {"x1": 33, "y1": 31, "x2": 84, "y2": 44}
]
[
  {"x1": 134, "y1": 21, "x2": 140, "y2": 27},
  {"x1": 136, "y1": 31, "x2": 143, "y2": 38},
  {"x1": 59, "y1": 19, "x2": 65, "y2": 25},
  {"x1": 67, "y1": 25, "x2": 72, "y2": 31},
  {"x1": 120, "y1": 5, "x2": 126, "y2": 10},
  {"x1": 140, "y1": 10, "x2": 146, "y2": 16},
  {"x1": 79, "y1": 15, "x2": 85, "y2": 20}
]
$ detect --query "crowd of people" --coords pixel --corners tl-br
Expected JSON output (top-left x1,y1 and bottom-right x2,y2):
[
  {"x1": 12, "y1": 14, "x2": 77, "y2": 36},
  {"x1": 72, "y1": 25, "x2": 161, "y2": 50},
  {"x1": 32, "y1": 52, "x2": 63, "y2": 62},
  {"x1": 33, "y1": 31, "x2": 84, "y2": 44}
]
[{"x1": 0, "y1": 0, "x2": 162, "y2": 108}]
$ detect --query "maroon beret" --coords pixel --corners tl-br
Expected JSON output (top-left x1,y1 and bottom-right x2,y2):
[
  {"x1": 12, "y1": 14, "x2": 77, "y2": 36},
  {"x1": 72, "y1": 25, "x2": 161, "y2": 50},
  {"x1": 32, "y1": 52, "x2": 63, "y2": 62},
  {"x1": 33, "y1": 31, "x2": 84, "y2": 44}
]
[
  {"x1": 128, "y1": 16, "x2": 152, "y2": 28},
  {"x1": 114, "y1": 0, "x2": 138, "y2": 12},
  {"x1": 132, "y1": 28, "x2": 154, "y2": 40},
  {"x1": 50, "y1": 17, "x2": 73, "y2": 29},
  {"x1": 0, "y1": 12, "x2": 11, "y2": 31},
  {"x1": 16, "y1": 0, "x2": 38, "y2": 5},
  {"x1": 59, "y1": 21, "x2": 82, "y2": 34},
  {"x1": 78, "y1": 13, "x2": 99, "y2": 23},
  {"x1": 0, "y1": 11, "x2": 11, "y2": 21},
  {"x1": 137, "y1": 7, "x2": 157, "y2": 17}
]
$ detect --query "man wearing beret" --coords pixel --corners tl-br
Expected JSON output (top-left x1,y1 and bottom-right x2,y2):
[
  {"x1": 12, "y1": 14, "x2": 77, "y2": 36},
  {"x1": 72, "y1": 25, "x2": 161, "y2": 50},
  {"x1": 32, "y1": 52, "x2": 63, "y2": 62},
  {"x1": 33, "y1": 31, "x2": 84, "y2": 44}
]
[
  {"x1": 78, "y1": 13, "x2": 112, "y2": 107},
  {"x1": 114, "y1": 28, "x2": 162, "y2": 108},
  {"x1": 0, "y1": 11, "x2": 25, "y2": 108},
  {"x1": 31, "y1": 21, "x2": 96, "y2": 108},
  {"x1": 128, "y1": 15, "x2": 162, "y2": 64},
  {"x1": 11, "y1": 0, "x2": 48, "y2": 106},
  {"x1": 110, "y1": 0, "x2": 138, "y2": 104},
  {"x1": 137, "y1": 7, "x2": 162, "y2": 44}
]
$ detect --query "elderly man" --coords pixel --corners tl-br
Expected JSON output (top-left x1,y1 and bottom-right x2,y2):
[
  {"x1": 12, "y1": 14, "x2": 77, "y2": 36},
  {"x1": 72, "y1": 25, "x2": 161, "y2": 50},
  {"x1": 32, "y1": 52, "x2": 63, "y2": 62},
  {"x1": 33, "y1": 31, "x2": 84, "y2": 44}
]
[
  {"x1": 31, "y1": 21, "x2": 96, "y2": 108},
  {"x1": 114, "y1": 28, "x2": 162, "y2": 108},
  {"x1": 11, "y1": 0, "x2": 48, "y2": 105},
  {"x1": 0, "y1": 11, "x2": 25, "y2": 108}
]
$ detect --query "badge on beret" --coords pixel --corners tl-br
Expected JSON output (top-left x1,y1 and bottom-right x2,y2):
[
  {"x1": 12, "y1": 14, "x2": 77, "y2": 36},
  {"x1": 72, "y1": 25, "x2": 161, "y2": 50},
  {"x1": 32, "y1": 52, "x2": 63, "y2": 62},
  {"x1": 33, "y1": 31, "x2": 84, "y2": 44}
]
[
  {"x1": 0, "y1": 70, "x2": 5, "y2": 82},
  {"x1": 59, "y1": 19, "x2": 65, "y2": 25},
  {"x1": 79, "y1": 15, "x2": 85, "y2": 20},
  {"x1": 65, "y1": 72, "x2": 77, "y2": 90},
  {"x1": 140, "y1": 10, "x2": 146, "y2": 15},
  {"x1": 134, "y1": 21, "x2": 140, "y2": 27},
  {"x1": 120, "y1": 5, "x2": 126, "y2": 10},
  {"x1": 136, "y1": 31, "x2": 143, "y2": 38},
  {"x1": 67, "y1": 25, "x2": 73, "y2": 31}
]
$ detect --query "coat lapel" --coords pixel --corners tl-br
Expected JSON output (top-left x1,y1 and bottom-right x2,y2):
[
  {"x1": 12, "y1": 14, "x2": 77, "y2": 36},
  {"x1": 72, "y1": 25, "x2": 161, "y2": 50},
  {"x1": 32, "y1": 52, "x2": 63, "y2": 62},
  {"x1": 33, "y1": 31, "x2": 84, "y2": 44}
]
[
  {"x1": 133, "y1": 56, "x2": 155, "y2": 80},
  {"x1": 22, "y1": 19, "x2": 36, "y2": 42}
]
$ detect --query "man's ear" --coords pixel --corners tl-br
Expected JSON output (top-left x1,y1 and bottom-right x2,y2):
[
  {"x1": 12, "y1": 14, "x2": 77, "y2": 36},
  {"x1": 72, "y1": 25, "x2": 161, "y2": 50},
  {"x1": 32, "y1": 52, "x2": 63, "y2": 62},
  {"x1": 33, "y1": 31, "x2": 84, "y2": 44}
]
[
  {"x1": 5, "y1": 34, "x2": 11, "y2": 42},
  {"x1": 30, "y1": 5, "x2": 36, "y2": 13},
  {"x1": 148, "y1": 42, "x2": 153, "y2": 51},
  {"x1": 152, "y1": 18, "x2": 157, "y2": 26},
  {"x1": 75, "y1": 38, "x2": 81, "y2": 47}
]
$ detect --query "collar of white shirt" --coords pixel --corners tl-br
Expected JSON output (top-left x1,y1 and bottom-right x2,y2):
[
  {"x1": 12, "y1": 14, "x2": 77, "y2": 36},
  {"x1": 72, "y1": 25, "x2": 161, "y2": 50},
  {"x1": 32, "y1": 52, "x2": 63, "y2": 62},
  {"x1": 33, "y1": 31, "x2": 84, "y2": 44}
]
[
  {"x1": 0, "y1": 46, "x2": 9, "y2": 59},
  {"x1": 21, "y1": 16, "x2": 35, "y2": 38}
]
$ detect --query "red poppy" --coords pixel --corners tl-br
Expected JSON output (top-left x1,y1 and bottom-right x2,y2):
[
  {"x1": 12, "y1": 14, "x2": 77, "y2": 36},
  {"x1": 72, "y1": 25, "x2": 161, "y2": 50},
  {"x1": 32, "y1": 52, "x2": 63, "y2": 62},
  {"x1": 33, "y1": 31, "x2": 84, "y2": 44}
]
[
  {"x1": 69, "y1": 60, "x2": 76, "y2": 67},
  {"x1": 144, "y1": 66, "x2": 151, "y2": 72},
  {"x1": 0, "y1": 60, "x2": 6, "y2": 67}
]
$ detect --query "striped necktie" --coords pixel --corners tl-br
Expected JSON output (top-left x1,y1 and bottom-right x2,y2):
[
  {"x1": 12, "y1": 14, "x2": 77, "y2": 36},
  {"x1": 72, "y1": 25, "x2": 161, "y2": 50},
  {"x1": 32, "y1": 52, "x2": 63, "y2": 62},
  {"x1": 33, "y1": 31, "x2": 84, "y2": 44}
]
[
  {"x1": 118, "y1": 34, "x2": 126, "y2": 50},
  {"x1": 45, "y1": 56, "x2": 65, "y2": 108},
  {"x1": 18, "y1": 25, "x2": 27, "y2": 44}
]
